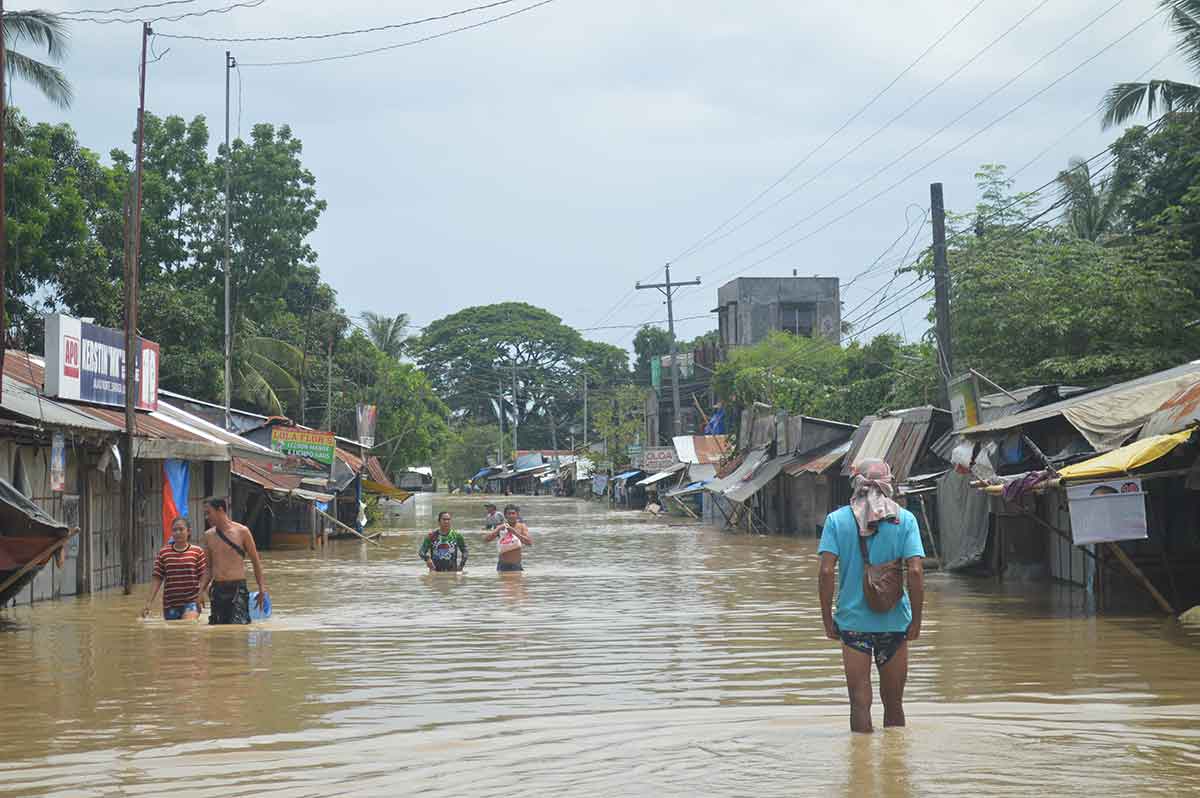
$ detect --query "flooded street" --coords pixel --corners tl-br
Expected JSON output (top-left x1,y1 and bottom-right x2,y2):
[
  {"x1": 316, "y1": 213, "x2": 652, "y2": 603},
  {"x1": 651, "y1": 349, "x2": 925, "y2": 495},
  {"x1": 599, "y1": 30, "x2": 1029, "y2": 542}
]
[{"x1": 2, "y1": 493, "x2": 1199, "y2": 796}]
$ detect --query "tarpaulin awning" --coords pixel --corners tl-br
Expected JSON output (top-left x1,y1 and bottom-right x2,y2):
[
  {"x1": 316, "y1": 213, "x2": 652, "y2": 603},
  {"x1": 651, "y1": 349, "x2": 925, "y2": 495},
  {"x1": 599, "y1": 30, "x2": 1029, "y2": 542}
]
[
  {"x1": 1056, "y1": 428, "x2": 1194, "y2": 480},
  {"x1": 471, "y1": 467, "x2": 492, "y2": 480},
  {"x1": 292, "y1": 487, "x2": 336, "y2": 503},
  {"x1": 636, "y1": 462, "x2": 687, "y2": 486},
  {"x1": 961, "y1": 360, "x2": 1200, "y2": 451},
  {"x1": 685, "y1": 463, "x2": 717, "y2": 483},
  {"x1": 612, "y1": 470, "x2": 643, "y2": 482},
  {"x1": 666, "y1": 480, "x2": 710, "y2": 498},
  {"x1": 363, "y1": 479, "x2": 412, "y2": 501}
]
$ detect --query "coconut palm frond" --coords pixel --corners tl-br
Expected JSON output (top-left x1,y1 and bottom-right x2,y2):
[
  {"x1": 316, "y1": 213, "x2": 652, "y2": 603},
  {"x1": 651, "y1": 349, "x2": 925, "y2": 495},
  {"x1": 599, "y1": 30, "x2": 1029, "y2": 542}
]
[
  {"x1": 3, "y1": 11, "x2": 70, "y2": 59},
  {"x1": 1100, "y1": 79, "x2": 1200, "y2": 128},
  {"x1": 5, "y1": 49, "x2": 72, "y2": 108},
  {"x1": 1166, "y1": 0, "x2": 1200, "y2": 73}
]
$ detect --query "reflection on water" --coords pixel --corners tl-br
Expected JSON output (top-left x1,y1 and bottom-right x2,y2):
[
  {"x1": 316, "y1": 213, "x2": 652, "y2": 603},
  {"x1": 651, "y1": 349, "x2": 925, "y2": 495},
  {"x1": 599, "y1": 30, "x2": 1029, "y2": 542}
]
[{"x1": 1, "y1": 494, "x2": 1198, "y2": 796}]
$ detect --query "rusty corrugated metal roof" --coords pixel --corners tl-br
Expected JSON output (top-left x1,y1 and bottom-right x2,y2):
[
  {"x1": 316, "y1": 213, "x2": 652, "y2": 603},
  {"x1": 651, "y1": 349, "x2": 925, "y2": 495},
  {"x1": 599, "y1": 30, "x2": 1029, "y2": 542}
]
[
  {"x1": 841, "y1": 406, "x2": 951, "y2": 482},
  {"x1": 785, "y1": 440, "x2": 851, "y2": 476}
]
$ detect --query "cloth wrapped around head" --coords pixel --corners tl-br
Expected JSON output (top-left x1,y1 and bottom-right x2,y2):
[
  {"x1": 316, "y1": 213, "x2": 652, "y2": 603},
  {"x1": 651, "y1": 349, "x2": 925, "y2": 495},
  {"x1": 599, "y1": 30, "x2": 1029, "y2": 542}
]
[{"x1": 850, "y1": 458, "x2": 901, "y2": 535}]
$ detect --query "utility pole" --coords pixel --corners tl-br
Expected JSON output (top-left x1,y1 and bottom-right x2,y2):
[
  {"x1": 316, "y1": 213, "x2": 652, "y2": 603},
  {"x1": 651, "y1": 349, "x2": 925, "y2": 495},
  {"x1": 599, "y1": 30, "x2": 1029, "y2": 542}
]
[
  {"x1": 122, "y1": 22, "x2": 151, "y2": 595},
  {"x1": 636, "y1": 264, "x2": 700, "y2": 436},
  {"x1": 325, "y1": 338, "x2": 333, "y2": 431},
  {"x1": 223, "y1": 51, "x2": 236, "y2": 430},
  {"x1": 0, "y1": 0, "x2": 7, "y2": 401},
  {"x1": 582, "y1": 373, "x2": 588, "y2": 449},
  {"x1": 510, "y1": 351, "x2": 519, "y2": 453},
  {"x1": 930, "y1": 183, "x2": 954, "y2": 408},
  {"x1": 496, "y1": 380, "x2": 505, "y2": 463}
]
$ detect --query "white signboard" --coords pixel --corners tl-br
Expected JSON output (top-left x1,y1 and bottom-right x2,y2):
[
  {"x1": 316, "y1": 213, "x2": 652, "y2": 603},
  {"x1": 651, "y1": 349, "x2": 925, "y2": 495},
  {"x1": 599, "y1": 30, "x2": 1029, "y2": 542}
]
[{"x1": 1066, "y1": 478, "x2": 1148, "y2": 545}]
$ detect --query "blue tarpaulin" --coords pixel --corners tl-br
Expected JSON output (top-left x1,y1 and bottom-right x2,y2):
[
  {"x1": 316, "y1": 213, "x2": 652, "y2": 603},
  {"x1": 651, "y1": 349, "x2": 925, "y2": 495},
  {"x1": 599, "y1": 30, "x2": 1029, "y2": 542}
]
[
  {"x1": 471, "y1": 467, "x2": 491, "y2": 481},
  {"x1": 612, "y1": 470, "x2": 642, "y2": 482}
]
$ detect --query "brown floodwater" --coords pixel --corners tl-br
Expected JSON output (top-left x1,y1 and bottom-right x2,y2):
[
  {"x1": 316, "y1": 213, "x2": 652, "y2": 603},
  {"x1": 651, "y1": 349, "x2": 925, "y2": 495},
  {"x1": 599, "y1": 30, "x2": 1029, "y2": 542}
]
[{"x1": 1, "y1": 494, "x2": 1199, "y2": 797}]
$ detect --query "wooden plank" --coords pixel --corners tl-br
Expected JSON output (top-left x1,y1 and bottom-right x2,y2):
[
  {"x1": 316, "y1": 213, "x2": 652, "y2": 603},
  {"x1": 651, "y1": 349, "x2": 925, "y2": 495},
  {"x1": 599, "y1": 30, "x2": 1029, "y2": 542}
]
[
  {"x1": 1105, "y1": 542, "x2": 1175, "y2": 615},
  {"x1": 316, "y1": 507, "x2": 380, "y2": 546}
]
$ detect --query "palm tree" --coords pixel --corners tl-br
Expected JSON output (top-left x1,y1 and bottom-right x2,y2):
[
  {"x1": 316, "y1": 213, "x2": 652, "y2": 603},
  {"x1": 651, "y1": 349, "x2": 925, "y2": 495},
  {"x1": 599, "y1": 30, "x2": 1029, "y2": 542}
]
[
  {"x1": 233, "y1": 323, "x2": 305, "y2": 416},
  {"x1": 363, "y1": 311, "x2": 409, "y2": 359},
  {"x1": 1101, "y1": 1, "x2": 1199, "y2": 128},
  {"x1": 1055, "y1": 157, "x2": 1125, "y2": 241},
  {"x1": 4, "y1": 10, "x2": 73, "y2": 108}
]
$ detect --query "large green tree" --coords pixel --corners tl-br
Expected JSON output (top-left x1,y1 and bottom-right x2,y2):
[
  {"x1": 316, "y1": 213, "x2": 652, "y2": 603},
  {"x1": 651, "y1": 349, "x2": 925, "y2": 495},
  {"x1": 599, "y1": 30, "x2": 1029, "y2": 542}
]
[
  {"x1": 412, "y1": 302, "x2": 629, "y2": 450},
  {"x1": 632, "y1": 325, "x2": 671, "y2": 384}
]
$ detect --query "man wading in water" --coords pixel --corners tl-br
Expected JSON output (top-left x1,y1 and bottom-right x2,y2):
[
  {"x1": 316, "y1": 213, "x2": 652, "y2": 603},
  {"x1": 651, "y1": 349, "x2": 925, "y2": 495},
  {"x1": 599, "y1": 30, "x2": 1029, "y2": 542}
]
[
  {"x1": 420, "y1": 511, "x2": 468, "y2": 572},
  {"x1": 818, "y1": 459, "x2": 925, "y2": 733},
  {"x1": 483, "y1": 504, "x2": 532, "y2": 572},
  {"x1": 200, "y1": 497, "x2": 267, "y2": 625}
]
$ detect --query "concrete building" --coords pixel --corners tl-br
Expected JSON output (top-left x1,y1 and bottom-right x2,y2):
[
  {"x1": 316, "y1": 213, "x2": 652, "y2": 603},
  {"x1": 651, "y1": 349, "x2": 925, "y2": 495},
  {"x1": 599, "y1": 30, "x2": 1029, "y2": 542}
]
[{"x1": 714, "y1": 276, "x2": 840, "y2": 349}]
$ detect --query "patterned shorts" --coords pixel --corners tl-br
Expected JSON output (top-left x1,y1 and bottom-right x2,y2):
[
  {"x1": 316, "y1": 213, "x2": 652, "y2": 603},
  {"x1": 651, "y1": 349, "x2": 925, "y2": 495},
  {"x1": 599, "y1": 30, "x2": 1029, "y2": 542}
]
[
  {"x1": 209, "y1": 580, "x2": 251, "y2": 625},
  {"x1": 163, "y1": 602, "x2": 199, "y2": 621},
  {"x1": 840, "y1": 630, "x2": 907, "y2": 668}
]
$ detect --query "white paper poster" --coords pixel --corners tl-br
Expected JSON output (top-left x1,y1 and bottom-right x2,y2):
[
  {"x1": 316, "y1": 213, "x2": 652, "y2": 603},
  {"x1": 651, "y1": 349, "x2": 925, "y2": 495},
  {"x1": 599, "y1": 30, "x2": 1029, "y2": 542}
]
[{"x1": 1066, "y1": 478, "x2": 1148, "y2": 545}]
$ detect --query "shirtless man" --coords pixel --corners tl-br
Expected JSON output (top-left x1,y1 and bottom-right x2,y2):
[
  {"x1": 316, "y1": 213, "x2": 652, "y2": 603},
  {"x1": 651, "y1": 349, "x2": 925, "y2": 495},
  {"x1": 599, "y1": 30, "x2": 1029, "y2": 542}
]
[
  {"x1": 199, "y1": 497, "x2": 267, "y2": 625},
  {"x1": 482, "y1": 503, "x2": 533, "y2": 572}
]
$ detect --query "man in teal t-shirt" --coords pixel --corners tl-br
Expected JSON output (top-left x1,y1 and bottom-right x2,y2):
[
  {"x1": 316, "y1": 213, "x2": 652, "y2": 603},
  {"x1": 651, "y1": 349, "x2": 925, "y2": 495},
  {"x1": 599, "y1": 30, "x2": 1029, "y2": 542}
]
[{"x1": 818, "y1": 459, "x2": 925, "y2": 733}]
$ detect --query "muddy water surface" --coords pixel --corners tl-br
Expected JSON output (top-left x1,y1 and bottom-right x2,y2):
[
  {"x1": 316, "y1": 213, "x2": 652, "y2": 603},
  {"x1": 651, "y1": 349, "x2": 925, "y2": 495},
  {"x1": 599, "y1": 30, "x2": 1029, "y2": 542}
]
[{"x1": 1, "y1": 494, "x2": 1199, "y2": 796}]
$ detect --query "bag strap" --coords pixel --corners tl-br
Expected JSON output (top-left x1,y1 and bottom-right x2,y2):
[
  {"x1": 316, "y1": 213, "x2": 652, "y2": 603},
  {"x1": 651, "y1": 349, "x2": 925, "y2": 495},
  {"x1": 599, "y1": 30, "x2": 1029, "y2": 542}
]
[
  {"x1": 858, "y1": 532, "x2": 871, "y2": 566},
  {"x1": 214, "y1": 526, "x2": 246, "y2": 558}
]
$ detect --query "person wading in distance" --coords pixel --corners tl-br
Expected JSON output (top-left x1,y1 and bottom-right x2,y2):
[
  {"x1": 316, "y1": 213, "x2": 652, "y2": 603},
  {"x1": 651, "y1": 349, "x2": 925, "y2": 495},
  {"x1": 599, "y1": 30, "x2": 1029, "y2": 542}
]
[
  {"x1": 818, "y1": 459, "x2": 925, "y2": 733},
  {"x1": 483, "y1": 504, "x2": 532, "y2": 572}
]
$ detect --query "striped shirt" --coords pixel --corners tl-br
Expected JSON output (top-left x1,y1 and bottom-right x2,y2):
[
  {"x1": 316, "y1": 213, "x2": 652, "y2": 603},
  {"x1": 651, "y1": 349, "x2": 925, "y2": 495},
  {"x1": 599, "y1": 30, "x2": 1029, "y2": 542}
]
[{"x1": 153, "y1": 544, "x2": 207, "y2": 609}]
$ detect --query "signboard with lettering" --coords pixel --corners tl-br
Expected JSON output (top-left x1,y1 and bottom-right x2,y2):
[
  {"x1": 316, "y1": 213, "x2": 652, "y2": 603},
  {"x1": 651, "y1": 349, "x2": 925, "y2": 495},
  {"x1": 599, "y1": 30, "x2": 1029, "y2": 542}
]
[
  {"x1": 269, "y1": 427, "x2": 336, "y2": 479},
  {"x1": 642, "y1": 446, "x2": 678, "y2": 472},
  {"x1": 44, "y1": 313, "x2": 159, "y2": 411},
  {"x1": 948, "y1": 373, "x2": 981, "y2": 431},
  {"x1": 356, "y1": 404, "x2": 378, "y2": 448}
]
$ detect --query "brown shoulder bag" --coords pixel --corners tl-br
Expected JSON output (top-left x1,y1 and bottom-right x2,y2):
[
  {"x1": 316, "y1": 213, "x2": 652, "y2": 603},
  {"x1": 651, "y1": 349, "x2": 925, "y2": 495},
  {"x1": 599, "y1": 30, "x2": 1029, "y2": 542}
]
[{"x1": 858, "y1": 532, "x2": 904, "y2": 613}]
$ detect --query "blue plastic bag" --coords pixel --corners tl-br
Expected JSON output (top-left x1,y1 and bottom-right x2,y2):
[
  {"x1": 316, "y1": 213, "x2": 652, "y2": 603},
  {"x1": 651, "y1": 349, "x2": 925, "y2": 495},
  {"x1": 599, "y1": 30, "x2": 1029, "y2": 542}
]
[{"x1": 249, "y1": 591, "x2": 272, "y2": 621}]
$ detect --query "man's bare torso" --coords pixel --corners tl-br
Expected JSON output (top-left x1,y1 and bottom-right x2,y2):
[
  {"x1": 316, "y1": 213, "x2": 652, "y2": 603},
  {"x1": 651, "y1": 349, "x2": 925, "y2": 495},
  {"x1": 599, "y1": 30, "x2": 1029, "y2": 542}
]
[{"x1": 204, "y1": 522, "x2": 252, "y2": 581}]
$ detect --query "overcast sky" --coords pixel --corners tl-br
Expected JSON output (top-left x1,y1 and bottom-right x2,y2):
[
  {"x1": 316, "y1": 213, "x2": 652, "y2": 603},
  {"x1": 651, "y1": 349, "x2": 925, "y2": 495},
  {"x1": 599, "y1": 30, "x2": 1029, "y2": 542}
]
[{"x1": 22, "y1": 0, "x2": 1189, "y2": 355}]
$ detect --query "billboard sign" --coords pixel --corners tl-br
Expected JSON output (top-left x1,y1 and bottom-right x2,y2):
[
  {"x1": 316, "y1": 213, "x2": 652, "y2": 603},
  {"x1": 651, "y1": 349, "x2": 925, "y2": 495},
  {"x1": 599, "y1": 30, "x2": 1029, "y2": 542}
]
[
  {"x1": 269, "y1": 427, "x2": 336, "y2": 479},
  {"x1": 948, "y1": 373, "x2": 981, "y2": 431},
  {"x1": 44, "y1": 314, "x2": 159, "y2": 411},
  {"x1": 642, "y1": 446, "x2": 678, "y2": 472}
]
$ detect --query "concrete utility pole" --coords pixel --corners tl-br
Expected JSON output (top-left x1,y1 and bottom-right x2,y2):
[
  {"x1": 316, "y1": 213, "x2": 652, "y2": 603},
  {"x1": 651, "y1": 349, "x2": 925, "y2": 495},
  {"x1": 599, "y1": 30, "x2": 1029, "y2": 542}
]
[
  {"x1": 636, "y1": 264, "x2": 701, "y2": 436},
  {"x1": 0, "y1": 0, "x2": 7, "y2": 400},
  {"x1": 223, "y1": 51, "x2": 236, "y2": 430},
  {"x1": 122, "y1": 22, "x2": 151, "y2": 594},
  {"x1": 582, "y1": 373, "x2": 588, "y2": 448},
  {"x1": 930, "y1": 183, "x2": 954, "y2": 408},
  {"x1": 497, "y1": 380, "x2": 505, "y2": 463}
]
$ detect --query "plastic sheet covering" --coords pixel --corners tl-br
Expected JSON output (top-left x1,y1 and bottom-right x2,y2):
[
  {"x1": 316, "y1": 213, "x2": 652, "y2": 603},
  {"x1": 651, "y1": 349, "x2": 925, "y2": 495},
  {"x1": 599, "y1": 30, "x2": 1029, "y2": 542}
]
[
  {"x1": 1056, "y1": 428, "x2": 1194, "y2": 480},
  {"x1": 937, "y1": 470, "x2": 991, "y2": 571}
]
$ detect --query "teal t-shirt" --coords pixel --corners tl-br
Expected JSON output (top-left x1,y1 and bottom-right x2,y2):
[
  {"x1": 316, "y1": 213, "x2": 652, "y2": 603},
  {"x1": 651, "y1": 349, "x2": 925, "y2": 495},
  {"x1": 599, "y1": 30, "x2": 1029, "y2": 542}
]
[{"x1": 818, "y1": 505, "x2": 925, "y2": 633}]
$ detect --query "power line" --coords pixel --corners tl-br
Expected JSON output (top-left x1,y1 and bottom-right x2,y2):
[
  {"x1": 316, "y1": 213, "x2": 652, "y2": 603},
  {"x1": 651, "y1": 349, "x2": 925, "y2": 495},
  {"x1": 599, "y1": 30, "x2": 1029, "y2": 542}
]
[
  {"x1": 68, "y1": 0, "x2": 266, "y2": 24},
  {"x1": 60, "y1": 0, "x2": 197, "y2": 15},
  {"x1": 671, "y1": 0, "x2": 1042, "y2": 266},
  {"x1": 663, "y1": 1, "x2": 1165, "y2": 321},
  {"x1": 238, "y1": 0, "x2": 560, "y2": 67},
  {"x1": 683, "y1": 0, "x2": 1140, "y2": 292},
  {"x1": 157, "y1": 0, "x2": 523, "y2": 41}
]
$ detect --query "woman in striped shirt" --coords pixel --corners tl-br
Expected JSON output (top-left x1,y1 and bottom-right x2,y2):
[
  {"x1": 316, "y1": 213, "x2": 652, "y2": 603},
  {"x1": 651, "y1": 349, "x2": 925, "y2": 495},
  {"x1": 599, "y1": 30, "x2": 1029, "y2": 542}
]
[{"x1": 142, "y1": 516, "x2": 208, "y2": 621}]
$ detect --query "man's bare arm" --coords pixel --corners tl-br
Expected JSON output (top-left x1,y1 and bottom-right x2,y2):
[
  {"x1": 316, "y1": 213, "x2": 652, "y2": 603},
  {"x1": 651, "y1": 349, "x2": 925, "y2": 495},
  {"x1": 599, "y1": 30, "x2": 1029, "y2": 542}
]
[
  {"x1": 198, "y1": 533, "x2": 213, "y2": 596},
  {"x1": 242, "y1": 526, "x2": 267, "y2": 602},
  {"x1": 819, "y1": 552, "x2": 839, "y2": 641},
  {"x1": 906, "y1": 556, "x2": 924, "y2": 641}
]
